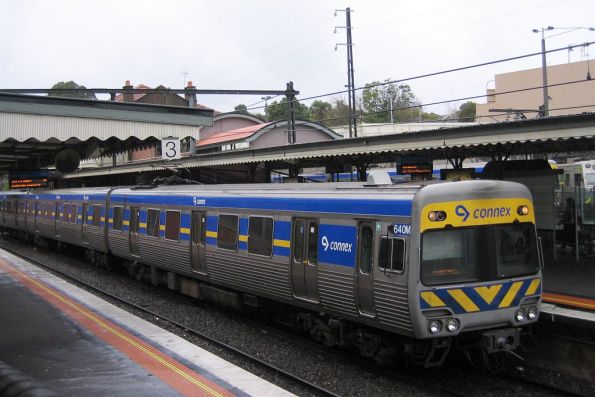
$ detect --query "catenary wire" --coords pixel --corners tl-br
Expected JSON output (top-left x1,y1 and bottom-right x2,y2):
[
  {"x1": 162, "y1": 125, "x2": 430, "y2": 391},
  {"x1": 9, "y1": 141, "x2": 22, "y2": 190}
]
[{"x1": 244, "y1": 41, "x2": 595, "y2": 112}]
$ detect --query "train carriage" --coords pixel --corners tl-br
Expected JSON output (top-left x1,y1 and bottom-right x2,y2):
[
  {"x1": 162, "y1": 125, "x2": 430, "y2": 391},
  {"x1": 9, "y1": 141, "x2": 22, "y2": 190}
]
[
  {"x1": 1, "y1": 175, "x2": 542, "y2": 368},
  {"x1": 0, "y1": 191, "x2": 29, "y2": 233}
]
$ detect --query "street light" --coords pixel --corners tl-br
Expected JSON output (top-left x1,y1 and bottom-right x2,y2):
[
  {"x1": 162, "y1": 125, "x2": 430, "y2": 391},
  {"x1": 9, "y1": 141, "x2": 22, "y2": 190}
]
[{"x1": 532, "y1": 26, "x2": 595, "y2": 117}]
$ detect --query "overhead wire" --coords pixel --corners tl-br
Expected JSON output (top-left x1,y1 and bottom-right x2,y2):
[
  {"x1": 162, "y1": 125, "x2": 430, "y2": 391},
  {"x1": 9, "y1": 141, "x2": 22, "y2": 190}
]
[
  {"x1": 303, "y1": 78, "x2": 595, "y2": 126},
  {"x1": 200, "y1": 15, "x2": 335, "y2": 86},
  {"x1": 244, "y1": 41, "x2": 595, "y2": 112}
]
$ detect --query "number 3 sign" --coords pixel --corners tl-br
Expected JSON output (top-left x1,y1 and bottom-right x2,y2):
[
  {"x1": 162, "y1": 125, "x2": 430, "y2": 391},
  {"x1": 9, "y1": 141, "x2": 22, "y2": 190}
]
[{"x1": 162, "y1": 137, "x2": 181, "y2": 160}]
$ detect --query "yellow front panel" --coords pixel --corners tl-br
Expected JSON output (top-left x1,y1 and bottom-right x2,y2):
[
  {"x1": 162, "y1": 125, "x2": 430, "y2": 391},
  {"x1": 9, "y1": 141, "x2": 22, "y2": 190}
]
[{"x1": 421, "y1": 198, "x2": 534, "y2": 232}]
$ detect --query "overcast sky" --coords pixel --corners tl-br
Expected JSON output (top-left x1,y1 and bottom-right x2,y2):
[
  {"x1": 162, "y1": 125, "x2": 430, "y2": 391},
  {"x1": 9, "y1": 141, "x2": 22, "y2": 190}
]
[{"x1": 1, "y1": 0, "x2": 593, "y2": 116}]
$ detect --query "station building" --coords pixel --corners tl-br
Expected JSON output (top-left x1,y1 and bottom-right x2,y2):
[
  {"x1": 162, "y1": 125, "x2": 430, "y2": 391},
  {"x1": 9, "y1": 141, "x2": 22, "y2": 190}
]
[{"x1": 476, "y1": 59, "x2": 595, "y2": 122}]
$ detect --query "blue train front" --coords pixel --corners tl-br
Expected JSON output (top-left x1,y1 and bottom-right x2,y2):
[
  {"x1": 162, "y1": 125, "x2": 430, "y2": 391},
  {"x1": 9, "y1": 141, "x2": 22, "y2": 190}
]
[{"x1": 0, "y1": 178, "x2": 542, "y2": 369}]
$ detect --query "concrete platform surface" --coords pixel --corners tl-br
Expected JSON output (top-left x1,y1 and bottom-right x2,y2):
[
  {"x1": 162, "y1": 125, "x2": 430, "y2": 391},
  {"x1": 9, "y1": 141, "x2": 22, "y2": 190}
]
[{"x1": 0, "y1": 248, "x2": 294, "y2": 397}]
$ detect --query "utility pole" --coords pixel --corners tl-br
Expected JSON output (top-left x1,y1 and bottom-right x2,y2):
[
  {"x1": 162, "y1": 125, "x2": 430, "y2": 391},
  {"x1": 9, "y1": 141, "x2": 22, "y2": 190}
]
[
  {"x1": 286, "y1": 82, "x2": 297, "y2": 144},
  {"x1": 335, "y1": 7, "x2": 357, "y2": 137}
]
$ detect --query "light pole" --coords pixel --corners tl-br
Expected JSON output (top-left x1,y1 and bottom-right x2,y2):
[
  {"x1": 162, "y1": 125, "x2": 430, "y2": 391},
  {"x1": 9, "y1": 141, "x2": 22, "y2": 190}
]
[
  {"x1": 532, "y1": 26, "x2": 595, "y2": 117},
  {"x1": 532, "y1": 26, "x2": 554, "y2": 117}
]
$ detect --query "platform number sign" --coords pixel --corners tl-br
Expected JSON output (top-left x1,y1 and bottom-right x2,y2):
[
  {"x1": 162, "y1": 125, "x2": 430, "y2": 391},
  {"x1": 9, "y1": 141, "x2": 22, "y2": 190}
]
[{"x1": 162, "y1": 137, "x2": 181, "y2": 160}]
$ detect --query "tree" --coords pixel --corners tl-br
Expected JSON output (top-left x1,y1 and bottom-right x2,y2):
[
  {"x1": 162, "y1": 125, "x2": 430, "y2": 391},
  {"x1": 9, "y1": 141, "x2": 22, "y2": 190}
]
[
  {"x1": 457, "y1": 101, "x2": 476, "y2": 122},
  {"x1": 265, "y1": 98, "x2": 310, "y2": 121},
  {"x1": 48, "y1": 81, "x2": 96, "y2": 100},
  {"x1": 360, "y1": 79, "x2": 419, "y2": 123},
  {"x1": 326, "y1": 98, "x2": 351, "y2": 127},
  {"x1": 234, "y1": 104, "x2": 248, "y2": 113},
  {"x1": 309, "y1": 100, "x2": 332, "y2": 123}
]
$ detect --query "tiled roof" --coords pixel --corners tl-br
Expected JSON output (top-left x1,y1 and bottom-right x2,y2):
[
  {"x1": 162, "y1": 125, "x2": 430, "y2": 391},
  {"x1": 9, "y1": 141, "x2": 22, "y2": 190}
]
[{"x1": 197, "y1": 122, "x2": 272, "y2": 146}]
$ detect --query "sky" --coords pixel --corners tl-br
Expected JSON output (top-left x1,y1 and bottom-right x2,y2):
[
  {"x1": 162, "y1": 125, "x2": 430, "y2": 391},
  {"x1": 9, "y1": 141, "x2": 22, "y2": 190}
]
[{"x1": 0, "y1": 0, "x2": 594, "y2": 117}]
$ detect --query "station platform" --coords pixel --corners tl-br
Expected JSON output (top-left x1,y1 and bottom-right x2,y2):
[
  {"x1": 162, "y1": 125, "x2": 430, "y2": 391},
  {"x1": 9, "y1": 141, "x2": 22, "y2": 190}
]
[
  {"x1": 542, "y1": 253, "x2": 595, "y2": 312},
  {"x1": 0, "y1": 249, "x2": 294, "y2": 397}
]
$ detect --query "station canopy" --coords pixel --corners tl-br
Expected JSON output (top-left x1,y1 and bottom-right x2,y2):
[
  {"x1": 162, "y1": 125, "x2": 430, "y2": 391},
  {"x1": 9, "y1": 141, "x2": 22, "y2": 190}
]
[{"x1": 0, "y1": 92, "x2": 213, "y2": 172}]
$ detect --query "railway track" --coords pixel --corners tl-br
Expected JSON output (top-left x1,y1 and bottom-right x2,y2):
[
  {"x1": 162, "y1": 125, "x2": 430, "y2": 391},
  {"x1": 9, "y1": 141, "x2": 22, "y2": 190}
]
[
  {"x1": 0, "y1": 244, "x2": 342, "y2": 397},
  {"x1": 1, "y1": 236, "x2": 589, "y2": 397}
]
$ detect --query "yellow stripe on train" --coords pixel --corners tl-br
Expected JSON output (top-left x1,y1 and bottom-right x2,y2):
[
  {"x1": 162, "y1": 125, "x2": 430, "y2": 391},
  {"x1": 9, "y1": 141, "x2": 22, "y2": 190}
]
[{"x1": 420, "y1": 198, "x2": 535, "y2": 232}]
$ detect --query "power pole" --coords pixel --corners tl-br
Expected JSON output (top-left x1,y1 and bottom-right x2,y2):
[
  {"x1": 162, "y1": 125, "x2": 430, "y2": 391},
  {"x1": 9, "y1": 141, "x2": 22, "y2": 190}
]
[
  {"x1": 335, "y1": 7, "x2": 357, "y2": 137},
  {"x1": 286, "y1": 82, "x2": 297, "y2": 144}
]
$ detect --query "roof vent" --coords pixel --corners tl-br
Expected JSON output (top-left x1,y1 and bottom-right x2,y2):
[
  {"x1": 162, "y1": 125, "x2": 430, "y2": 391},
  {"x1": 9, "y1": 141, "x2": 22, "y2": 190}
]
[{"x1": 365, "y1": 170, "x2": 393, "y2": 186}]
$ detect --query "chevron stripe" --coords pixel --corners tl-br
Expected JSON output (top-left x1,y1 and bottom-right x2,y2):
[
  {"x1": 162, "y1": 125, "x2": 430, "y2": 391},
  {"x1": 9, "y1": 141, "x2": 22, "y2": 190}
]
[
  {"x1": 499, "y1": 281, "x2": 523, "y2": 308},
  {"x1": 448, "y1": 289, "x2": 480, "y2": 312},
  {"x1": 474, "y1": 284, "x2": 502, "y2": 304},
  {"x1": 420, "y1": 291, "x2": 446, "y2": 308},
  {"x1": 420, "y1": 278, "x2": 541, "y2": 314}
]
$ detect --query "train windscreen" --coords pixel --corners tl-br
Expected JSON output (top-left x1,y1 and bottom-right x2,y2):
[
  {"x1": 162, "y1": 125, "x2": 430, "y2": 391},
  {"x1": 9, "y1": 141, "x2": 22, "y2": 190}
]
[{"x1": 421, "y1": 223, "x2": 539, "y2": 286}]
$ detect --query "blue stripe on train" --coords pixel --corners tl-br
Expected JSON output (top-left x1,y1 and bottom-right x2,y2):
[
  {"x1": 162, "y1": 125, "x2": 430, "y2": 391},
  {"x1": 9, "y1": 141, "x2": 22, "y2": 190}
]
[{"x1": 110, "y1": 195, "x2": 412, "y2": 217}]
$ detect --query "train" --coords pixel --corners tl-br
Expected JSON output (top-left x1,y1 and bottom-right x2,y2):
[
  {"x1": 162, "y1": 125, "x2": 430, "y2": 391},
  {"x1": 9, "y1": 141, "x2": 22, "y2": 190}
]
[{"x1": 0, "y1": 172, "x2": 543, "y2": 369}]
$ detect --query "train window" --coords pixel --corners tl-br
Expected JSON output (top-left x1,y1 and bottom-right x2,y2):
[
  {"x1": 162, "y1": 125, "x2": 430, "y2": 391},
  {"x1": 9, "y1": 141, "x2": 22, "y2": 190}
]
[
  {"x1": 248, "y1": 216, "x2": 273, "y2": 256},
  {"x1": 378, "y1": 237, "x2": 405, "y2": 273},
  {"x1": 92, "y1": 205, "x2": 101, "y2": 227},
  {"x1": 359, "y1": 225, "x2": 374, "y2": 274},
  {"x1": 68, "y1": 204, "x2": 76, "y2": 224},
  {"x1": 147, "y1": 209, "x2": 160, "y2": 238},
  {"x1": 307, "y1": 223, "x2": 318, "y2": 265},
  {"x1": 495, "y1": 224, "x2": 539, "y2": 278},
  {"x1": 62, "y1": 205, "x2": 69, "y2": 223},
  {"x1": 217, "y1": 214, "x2": 238, "y2": 251},
  {"x1": 63, "y1": 204, "x2": 77, "y2": 223},
  {"x1": 293, "y1": 220, "x2": 305, "y2": 263},
  {"x1": 130, "y1": 207, "x2": 140, "y2": 234},
  {"x1": 112, "y1": 207, "x2": 123, "y2": 231},
  {"x1": 165, "y1": 211, "x2": 180, "y2": 241},
  {"x1": 421, "y1": 229, "x2": 478, "y2": 285}
]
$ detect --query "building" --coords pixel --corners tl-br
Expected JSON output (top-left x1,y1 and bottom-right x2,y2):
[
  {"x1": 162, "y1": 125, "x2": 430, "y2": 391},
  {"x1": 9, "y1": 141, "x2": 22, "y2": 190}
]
[
  {"x1": 197, "y1": 120, "x2": 342, "y2": 153},
  {"x1": 476, "y1": 59, "x2": 595, "y2": 123}
]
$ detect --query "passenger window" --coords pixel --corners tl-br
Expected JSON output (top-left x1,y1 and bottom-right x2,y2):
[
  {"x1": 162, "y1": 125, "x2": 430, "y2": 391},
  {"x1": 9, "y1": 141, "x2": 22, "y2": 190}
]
[
  {"x1": 70, "y1": 204, "x2": 78, "y2": 223},
  {"x1": 92, "y1": 205, "x2": 101, "y2": 227},
  {"x1": 146, "y1": 209, "x2": 160, "y2": 238},
  {"x1": 217, "y1": 214, "x2": 238, "y2": 251},
  {"x1": 130, "y1": 207, "x2": 140, "y2": 234},
  {"x1": 248, "y1": 216, "x2": 273, "y2": 256},
  {"x1": 359, "y1": 225, "x2": 374, "y2": 274},
  {"x1": 307, "y1": 223, "x2": 318, "y2": 265},
  {"x1": 293, "y1": 221, "x2": 305, "y2": 263},
  {"x1": 165, "y1": 210, "x2": 180, "y2": 241},
  {"x1": 63, "y1": 204, "x2": 70, "y2": 223},
  {"x1": 378, "y1": 237, "x2": 405, "y2": 273},
  {"x1": 112, "y1": 207, "x2": 123, "y2": 231}
]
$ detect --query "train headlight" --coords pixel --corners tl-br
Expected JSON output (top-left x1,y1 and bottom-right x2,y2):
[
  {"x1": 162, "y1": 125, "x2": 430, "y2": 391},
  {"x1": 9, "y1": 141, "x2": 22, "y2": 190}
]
[
  {"x1": 428, "y1": 211, "x2": 447, "y2": 222},
  {"x1": 428, "y1": 320, "x2": 442, "y2": 334},
  {"x1": 527, "y1": 306, "x2": 538, "y2": 320},
  {"x1": 514, "y1": 309, "x2": 526, "y2": 322},
  {"x1": 517, "y1": 205, "x2": 529, "y2": 216},
  {"x1": 445, "y1": 318, "x2": 460, "y2": 333}
]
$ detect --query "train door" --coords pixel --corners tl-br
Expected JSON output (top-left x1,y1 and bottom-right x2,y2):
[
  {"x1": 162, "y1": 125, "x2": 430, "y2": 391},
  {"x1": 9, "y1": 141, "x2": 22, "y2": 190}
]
[
  {"x1": 291, "y1": 218, "x2": 320, "y2": 302},
  {"x1": 81, "y1": 203, "x2": 89, "y2": 243},
  {"x1": 129, "y1": 206, "x2": 140, "y2": 256},
  {"x1": 190, "y1": 211, "x2": 207, "y2": 274},
  {"x1": 54, "y1": 202, "x2": 60, "y2": 237},
  {"x1": 34, "y1": 201, "x2": 39, "y2": 233},
  {"x1": 356, "y1": 222, "x2": 376, "y2": 317}
]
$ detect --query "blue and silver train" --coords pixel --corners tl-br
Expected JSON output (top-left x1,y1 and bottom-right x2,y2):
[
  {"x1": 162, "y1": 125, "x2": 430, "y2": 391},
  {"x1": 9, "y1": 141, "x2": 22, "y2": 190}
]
[{"x1": 0, "y1": 174, "x2": 542, "y2": 367}]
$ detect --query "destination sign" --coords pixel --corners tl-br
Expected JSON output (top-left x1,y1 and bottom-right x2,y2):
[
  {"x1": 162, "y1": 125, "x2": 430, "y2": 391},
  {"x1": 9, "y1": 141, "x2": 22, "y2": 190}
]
[{"x1": 9, "y1": 178, "x2": 49, "y2": 189}]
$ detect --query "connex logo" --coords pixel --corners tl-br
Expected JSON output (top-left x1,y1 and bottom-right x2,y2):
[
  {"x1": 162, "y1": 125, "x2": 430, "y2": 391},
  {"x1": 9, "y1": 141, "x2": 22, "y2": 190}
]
[
  {"x1": 321, "y1": 235, "x2": 353, "y2": 252},
  {"x1": 455, "y1": 205, "x2": 470, "y2": 221}
]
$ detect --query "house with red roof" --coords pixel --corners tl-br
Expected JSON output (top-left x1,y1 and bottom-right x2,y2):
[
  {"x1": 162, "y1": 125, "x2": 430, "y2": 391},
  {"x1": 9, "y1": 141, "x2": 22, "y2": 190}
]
[{"x1": 197, "y1": 119, "x2": 342, "y2": 153}]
